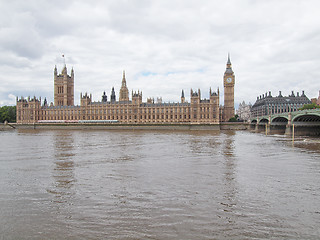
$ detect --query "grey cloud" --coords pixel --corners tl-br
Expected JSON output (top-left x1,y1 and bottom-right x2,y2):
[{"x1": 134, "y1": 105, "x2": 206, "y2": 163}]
[{"x1": 1, "y1": 0, "x2": 320, "y2": 107}]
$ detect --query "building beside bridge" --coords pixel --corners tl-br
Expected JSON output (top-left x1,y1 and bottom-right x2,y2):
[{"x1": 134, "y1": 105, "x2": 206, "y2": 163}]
[
  {"x1": 311, "y1": 90, "x2": 320, "y2": 106},
  {"x1": 16, "y1": 56, "x2": 236, "y2": 124},
  {"x1": 237, "y1": 101, "x2": 252, "y2": 121},
  {"x1": 251, "y1": 91, "x2": 311, "y2": 118}
]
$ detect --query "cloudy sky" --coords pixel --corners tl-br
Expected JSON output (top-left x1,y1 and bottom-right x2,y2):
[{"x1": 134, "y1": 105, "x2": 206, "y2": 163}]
[{"x1": 1, "y1": 0, "x2": 319, "y2": 107}]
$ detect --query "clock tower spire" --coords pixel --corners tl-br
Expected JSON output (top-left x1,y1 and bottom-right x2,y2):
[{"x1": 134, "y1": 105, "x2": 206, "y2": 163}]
[{"x1": 223, "y1": 54, "x2": 235, "y2": 121}]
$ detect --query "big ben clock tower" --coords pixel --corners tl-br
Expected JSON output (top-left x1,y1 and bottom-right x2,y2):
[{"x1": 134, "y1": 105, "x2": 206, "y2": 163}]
[{"x1": 223, "y1": 54, "x2": 235, "y2": 121}]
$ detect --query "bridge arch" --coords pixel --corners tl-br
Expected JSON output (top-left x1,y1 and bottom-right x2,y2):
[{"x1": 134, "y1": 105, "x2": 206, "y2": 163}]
[
  {"x1": 271, "y1": 116, "x2": 288, "y2": 124},
  {"x1": 251, "y1": 119, "x2": 257, "y2": 124},
  {"x1": 259, "y1": 118, "x2": 269, "y2": 124},
  {"x1": 293, "y1": 114, "x2": 320, "y2": 123}
]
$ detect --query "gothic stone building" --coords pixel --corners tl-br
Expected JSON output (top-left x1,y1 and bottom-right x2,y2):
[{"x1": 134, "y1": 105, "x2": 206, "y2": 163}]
[
  {"x1": 16, "y1": 57, "x2": 235, "y2": 124},
  {"x1": 251, "y1": 91, "x2": 311, "y2": 118},
  {"x1": 237, "y1": 101, "x2": 252, "y2": 122}
]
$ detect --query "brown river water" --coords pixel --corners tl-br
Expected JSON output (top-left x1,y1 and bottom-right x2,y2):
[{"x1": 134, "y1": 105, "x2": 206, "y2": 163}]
[{"x1": 0, "y1": 129, "x2": 320, "y2": 239}]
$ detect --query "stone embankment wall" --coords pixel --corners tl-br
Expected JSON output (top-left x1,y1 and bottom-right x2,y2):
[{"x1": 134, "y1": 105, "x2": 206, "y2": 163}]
[
  {"x1": 220, "y1": 122, "x2": 249, "y2": 130},
  {"x1": 13, "y1": 123, "x2": 222, "y2": 131},
  {"x1": 5, "y1": 122, "x2": 251, "y2": 131}
]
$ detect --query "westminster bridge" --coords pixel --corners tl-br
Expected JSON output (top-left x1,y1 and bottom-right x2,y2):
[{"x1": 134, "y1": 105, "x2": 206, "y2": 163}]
[{"x1": 250, "y1": 109, "x2": 320, "y2": 136}]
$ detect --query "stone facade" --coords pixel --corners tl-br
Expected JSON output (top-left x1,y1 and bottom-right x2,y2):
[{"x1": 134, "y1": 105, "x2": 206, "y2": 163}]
[
  {"x1": 251, "y1": 91, "x2": 311, "y2": 118},
  {"x1": 16, "y1": 57, "x2": 235, "y2": 125}
]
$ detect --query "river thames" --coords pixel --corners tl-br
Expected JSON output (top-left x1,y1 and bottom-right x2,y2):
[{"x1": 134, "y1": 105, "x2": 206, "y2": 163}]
[{"x1": 0, "y1": 129, "x2": 320, "y2": 239}]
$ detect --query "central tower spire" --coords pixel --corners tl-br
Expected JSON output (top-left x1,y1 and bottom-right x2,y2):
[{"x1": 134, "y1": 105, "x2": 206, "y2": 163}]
[
  {"x1": 122, "y1": 70, "x2": 127, "y2": 87},
  {"x1": 119, "y1": 70, "x2": 129, "y2": 102}
]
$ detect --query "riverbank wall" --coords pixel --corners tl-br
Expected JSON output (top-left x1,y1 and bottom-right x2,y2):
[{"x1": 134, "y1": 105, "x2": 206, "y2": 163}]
[
  {"x1": 12, "y1": 123, "x2": 223, "y2": 131},
  {"x1": 3, "y1": 122, "x2": 251, "y2": 131},
  {"x1": 219, "y1": 122, "x2": 250, "y2": 130}
]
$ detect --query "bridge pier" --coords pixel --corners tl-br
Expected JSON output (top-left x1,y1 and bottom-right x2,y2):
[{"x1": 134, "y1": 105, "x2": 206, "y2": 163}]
[
  {"x1": 255, "y1": 123, "x2": 259, "y2": 132},
  {"x1": 249, "y1": 124, "x2": 256, "y2": 131},
  {"x1": 285, "y1": 124, "x2": 292, "y2": 136}
]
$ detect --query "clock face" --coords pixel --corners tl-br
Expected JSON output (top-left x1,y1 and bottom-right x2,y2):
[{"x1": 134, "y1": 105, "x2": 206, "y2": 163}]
[{"x1": 226, "y1": 77, "x2": 232, "y2": 83}]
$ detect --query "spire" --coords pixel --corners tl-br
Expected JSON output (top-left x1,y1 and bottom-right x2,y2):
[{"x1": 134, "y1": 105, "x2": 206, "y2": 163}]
[
  {"x1": 62, "y1": 64, "x2": 67, "y2": 74},
  {"x1": 181, "y1": 89, "x2": 184, "y2": 98},
  {"x1": 225, "y1": 53, "x2": 233, "y2": 74},
  {"x1": 111, "y1": 87, "x2": 116, "y2": 103},
  {"x1": 102, "y1": 91, "x2": 107, "y2": 102},
  {"x1": 122, "y1": 70, "x2": 126, "y2": 87},
  {"x1": 227, "y1": 53, "x2": 231, "y2": 64}
]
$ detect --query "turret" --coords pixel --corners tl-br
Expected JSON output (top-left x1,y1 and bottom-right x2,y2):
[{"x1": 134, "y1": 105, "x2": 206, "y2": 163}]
[
  {"x1": 43, "y1": 97, "x2": 48, "y2": 106},
  {"x1": 62, "y1": 65, "x2": 67, "y2": 75},
  {"x1": 181, "y1": 89, "x2": 185, "y2": 103},
  {"x1": 190, "y1": 88, "x2": 200, "y2": 103},
  {"x1": 132, "y1": 90, "x2": 142, "y2": 105},
  {"x1": 111, "y1": 87, "x2": 116, "y2": 103},
  {"x1": 80, "y1": 92, "x2": 92, "y2": 106},
  {"x1": 102, "y1": 91, "x2": 107, "y2": 102}
]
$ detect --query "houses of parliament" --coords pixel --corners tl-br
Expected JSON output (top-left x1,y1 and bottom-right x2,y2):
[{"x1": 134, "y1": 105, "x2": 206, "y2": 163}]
[{"x1": 16, "y1": 56, "x2": 235, "y2": 124}]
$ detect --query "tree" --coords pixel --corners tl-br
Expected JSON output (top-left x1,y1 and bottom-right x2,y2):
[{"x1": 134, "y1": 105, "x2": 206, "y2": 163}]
[
  {"x1": 299, "y1": 103, "x2": 320, "y2": 110},
  {"x1": 0, "y1": 106, "x2": 16, "y2": 123},
  {"x1": 228, "y1": 114, "x2": 239, "y2": 122}
]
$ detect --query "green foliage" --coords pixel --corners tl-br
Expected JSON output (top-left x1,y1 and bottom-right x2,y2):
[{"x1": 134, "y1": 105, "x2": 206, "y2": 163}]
[
  {"x1": 228, "y1": 114, "x2": 239, "y2": 122},
  {"x1": 0, "y1": 106, "x2": 16, "y2": 123},
  {"x1": 299, "y1": 103, "x2": 320, "y2": 110}
]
